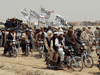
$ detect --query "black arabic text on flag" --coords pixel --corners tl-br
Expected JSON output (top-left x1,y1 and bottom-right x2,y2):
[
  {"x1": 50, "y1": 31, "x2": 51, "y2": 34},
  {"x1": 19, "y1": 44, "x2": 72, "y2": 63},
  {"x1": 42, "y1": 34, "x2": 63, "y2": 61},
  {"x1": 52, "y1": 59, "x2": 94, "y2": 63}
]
[
  {"x1": 21, "y1": 8, "x2": 28, "y2": 17},
  {"x1": 30, "y1": 9, "x2": 40, "y2": 19},
  {"x1": 54, "y1": 14, "x2": 66, "y2": 25},
  {"x1": 40, "y1": 7, "x2": 51, "y2": 19}
]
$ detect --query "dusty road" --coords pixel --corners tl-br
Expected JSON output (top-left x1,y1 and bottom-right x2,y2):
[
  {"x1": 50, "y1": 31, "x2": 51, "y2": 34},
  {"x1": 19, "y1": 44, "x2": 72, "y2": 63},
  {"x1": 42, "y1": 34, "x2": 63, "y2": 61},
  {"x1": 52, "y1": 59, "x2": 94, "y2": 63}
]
[{"x1": 0, "y1": 47, "x2": 100, "y2": 75}]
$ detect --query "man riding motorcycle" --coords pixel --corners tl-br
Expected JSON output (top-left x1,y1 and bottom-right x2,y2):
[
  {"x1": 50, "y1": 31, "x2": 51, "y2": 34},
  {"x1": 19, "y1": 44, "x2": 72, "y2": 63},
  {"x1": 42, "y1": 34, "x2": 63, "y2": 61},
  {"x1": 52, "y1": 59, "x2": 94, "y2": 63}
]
[
  {"x1": 22, "y1": 28, "x2": 33, "y2": 53},
  {"x1": 65, "y1": 29, "x2": 82, "y2": 56},
  {"x1": 55, "y1": 31, "x2": 65, "y2": 67},
  {"x1": 4, "y1": 29, "x2": 17, "y2": 55},
  {"x1": 49, "y1": 32, "x2": 59, "y2": 63},
  {"x1": 44, "y1": 30, "x2": 52, "y2": 65}
]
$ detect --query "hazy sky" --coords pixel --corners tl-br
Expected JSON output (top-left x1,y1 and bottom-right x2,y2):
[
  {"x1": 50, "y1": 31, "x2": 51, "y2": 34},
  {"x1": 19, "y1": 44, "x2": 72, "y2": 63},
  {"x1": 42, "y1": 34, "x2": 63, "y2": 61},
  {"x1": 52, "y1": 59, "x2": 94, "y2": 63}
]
[{"x1": 0, "y1": 0, "x2": 100, "y2": 22}]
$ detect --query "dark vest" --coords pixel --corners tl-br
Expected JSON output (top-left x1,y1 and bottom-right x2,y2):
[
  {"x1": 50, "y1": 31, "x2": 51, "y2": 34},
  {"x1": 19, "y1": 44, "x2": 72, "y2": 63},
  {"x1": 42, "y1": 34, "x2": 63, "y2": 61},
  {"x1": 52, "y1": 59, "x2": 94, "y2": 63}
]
[
  {"x1": 52, "y1": 37, "x2": 58, "y2": 52},
  {"x1": 2, "y1": 32, "x2": 5, "y2": 41},
  {"x1": 7, "y1": 33, "x2": 13, "y2": 40},
  {"x1": 44, "y1": 37, "x2": 50, "y2": 53},
  {"x1": 41, "y1": 32, "x2": 44, "y2": 40},
  {"x1": 58, "y1": 36, "x2": 63, "y2": 45}
]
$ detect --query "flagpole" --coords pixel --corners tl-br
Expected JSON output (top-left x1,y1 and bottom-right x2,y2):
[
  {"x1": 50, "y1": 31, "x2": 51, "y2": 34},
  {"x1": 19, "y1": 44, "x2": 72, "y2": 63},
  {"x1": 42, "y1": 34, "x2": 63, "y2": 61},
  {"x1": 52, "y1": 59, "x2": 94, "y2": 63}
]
[{"x1": 14, "y1": 11, "x2": 20, "y2": 18}]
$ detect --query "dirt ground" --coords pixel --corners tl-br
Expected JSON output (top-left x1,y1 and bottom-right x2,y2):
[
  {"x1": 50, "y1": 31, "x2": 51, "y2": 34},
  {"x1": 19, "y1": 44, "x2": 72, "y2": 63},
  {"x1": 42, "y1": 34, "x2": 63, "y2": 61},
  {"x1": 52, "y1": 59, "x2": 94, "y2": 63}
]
[
  {"x1": 0, "y1": 46, "x2": 100, "y2": 75},
  {"x1": 0, "y1": 26, "x2": 100, "y2": 75}
]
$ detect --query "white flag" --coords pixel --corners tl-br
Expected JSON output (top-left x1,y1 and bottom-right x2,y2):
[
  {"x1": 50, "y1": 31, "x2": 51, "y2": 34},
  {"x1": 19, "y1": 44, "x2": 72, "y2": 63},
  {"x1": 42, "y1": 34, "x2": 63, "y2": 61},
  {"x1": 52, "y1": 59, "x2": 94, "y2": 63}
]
[
  {"x1": 40, "y1": 7, "x2": 51, "y2": 19},
  {"x1": 39, "y1": 17, "x2": 48, "y2": 22},
  {"x1": 39, "y1": 17, "x2": 50, "y2": 26},
  {"x1": 53, "y1": 14, "x2": 66, "y2": 25},
  {"x1": 21, "y1": 8, "x2": 28, "y2": 16},
  {"x1": 30, "y1": 9, "x2": 40, "y2": 19},
  {"x1": 22, "y1": 16, "x2": 29, "y2": 24}
]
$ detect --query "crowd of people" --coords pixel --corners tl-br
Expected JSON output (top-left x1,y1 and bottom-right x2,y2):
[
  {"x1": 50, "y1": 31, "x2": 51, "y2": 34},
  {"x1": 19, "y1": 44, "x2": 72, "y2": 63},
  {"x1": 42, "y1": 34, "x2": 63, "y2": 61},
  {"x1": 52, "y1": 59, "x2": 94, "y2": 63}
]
[
  {"x1": 4, "y1": 18, "x2": 23, "y2": 28},
  {"x1": 0, "y1": 22, "x2": 100, "y2": 67}
]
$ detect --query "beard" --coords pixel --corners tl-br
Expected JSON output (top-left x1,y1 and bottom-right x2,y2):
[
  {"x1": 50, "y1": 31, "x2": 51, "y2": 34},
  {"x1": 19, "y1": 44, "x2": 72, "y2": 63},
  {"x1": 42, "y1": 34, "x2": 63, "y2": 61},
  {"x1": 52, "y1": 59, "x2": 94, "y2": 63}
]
[{"x1": 59, "y1": 36, "x2": 63, "y2": 40}]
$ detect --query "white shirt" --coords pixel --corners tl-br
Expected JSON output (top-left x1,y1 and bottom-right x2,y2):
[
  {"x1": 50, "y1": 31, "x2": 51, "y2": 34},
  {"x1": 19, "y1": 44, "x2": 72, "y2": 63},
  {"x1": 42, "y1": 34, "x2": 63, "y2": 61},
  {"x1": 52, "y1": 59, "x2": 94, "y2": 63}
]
[
  {"x1": 44, "y1": 32, "x2": 47, "y2": 38},
  {"x1": 11, "y1": 33, "x2": 16, "y2": 40},
  {"x1": 55, "y1": 38, "x2": 62, "y2": 48}
]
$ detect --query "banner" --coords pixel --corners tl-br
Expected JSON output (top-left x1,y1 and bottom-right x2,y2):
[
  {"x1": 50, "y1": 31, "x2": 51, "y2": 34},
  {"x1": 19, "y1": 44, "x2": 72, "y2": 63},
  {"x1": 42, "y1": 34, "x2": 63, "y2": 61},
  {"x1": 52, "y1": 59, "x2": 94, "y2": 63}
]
[
  {"x1": 21, "y1": 8, "x2": 28, "y2": 16},
  {"x1": 30, "y1": 9, "x2": 40, "y2": 19},
  {"x1": 53, "y1": 14, "x2": 66, "y2": 25},
  {"x1": 40, "y1": 7, "x2": 51, "y2": 19}
]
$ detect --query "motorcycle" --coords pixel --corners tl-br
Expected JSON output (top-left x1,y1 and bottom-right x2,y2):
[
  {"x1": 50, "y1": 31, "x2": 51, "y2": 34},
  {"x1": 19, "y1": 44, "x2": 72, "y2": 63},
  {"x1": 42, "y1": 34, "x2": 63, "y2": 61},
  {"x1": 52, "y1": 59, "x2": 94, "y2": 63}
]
[
  {"x1": 46, "y1": 46, "x2": 83, "y2": 71},
  {"x1": 94, "y1": 38, "x2": 100, "y2": 54},
  {"x1": 97, "y1": 52, "x2": 100, "y2": 70},
  {"x1": 81, "y1": 39, "x2": 94, "y2": 54},
  {"x1": 77, "y1": 43, "x2": 94, "y2": 68},
  {"x1": 25, "y1": 40, "x2": 31, "y2": 56},
  {"x1": 8, "y1": 40, "x2": 18, "y2": 58},
  {"x1": 39, "y1": 40, "x2": 44, "y2": 58},
  {"x1": 0, "y1": 32, "x2": 2, "y2": 47}
]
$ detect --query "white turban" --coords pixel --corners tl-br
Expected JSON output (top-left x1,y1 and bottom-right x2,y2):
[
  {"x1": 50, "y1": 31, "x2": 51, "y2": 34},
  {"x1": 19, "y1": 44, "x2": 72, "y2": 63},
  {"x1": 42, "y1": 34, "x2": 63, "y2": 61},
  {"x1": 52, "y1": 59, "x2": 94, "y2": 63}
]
[
  {"x1": 47, "y1": 30, "x2": 52, "y2": 36},
  {"x1": 58, "y1": 32, "x2": 64, "y2": 36},
  {"x1": 54, "y1": 32, "x2": 58, "y2": 35},
  {"x1": 59, "y1": 28, "x2": 63, "y2": 32}
]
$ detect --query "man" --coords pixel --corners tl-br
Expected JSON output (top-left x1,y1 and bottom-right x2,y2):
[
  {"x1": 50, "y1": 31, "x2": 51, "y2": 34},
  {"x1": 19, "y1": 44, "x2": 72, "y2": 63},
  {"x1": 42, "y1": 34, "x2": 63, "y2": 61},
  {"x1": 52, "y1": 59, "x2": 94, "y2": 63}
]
[
  {"x1": 76, "y1": 30, "x2": 82, "y2": 40},
  {"x1": 1, "y1": 29, "x2": 5, "y2": 47},
  {"x1": 94, "y1": 27, "x2": 99, "y2": 40},
  {"x1": 44, "y1": 27, "x2": 47, "y2": 40},
  {"x1": 40, "y1": 27, "x2": 44, "y2": 41},
  {"x1": 98, "y1": 28, "x2": 100, "y2": 46},
  {"x1": 0, "y1": 29, "x2": 2, "y2": 47},
  {"x1": 4, "y1": 20, "x2": 9, "y2": 28},
  {"x1": 3, "y1": 29, "x2": 15, "y2": 55},
  {"x1": 55, "y1": 31, "x2": 65, "y2": 67},
  {"x1": 29, "y1": 29, "x2": 33, "y2": 52},
  {"x1": 8, "y1": 19, "x2": 13, "y2": 28},
  {"x1": 88, "y1": 27, "x2": 93, "y2": 35},
  {"x1": 65, "y1": 29, "x2": 82, "y2": 56},
  {"x1": 22, "y1": 28, "x2": 32, "y2": 53},
  {"x1": 35, "y1": 29, "x2": 40, "y2": 49},
  {"x1": 50, "y1": 32, "x2": 59, "y2": 63},
  {"x1": 12, "y1": 18, "x2": 17, "y2": 27},
  {"x1": 44, "y1": 30, "x2": 52, "y2": 65},
  {"x1": 44, "y1": 30, "x2": 52, "y2": 53},
  {"x1": 65, "y1": 29, "x2": 76, "y2": 46}
]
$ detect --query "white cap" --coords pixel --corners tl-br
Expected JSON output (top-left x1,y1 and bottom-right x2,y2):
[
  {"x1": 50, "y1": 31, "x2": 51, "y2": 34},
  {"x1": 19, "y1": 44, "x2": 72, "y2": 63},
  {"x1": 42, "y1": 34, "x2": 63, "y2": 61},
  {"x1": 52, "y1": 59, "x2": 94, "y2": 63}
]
[{"x1": 58, "y1": 32, "x2": 64, "y2": 36}]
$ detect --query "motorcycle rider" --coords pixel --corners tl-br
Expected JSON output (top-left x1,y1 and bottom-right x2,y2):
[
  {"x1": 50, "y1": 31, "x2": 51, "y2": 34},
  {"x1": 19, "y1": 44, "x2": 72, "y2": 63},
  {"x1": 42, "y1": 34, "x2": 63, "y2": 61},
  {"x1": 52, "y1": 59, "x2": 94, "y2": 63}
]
[
  {"x1": 44, "y1": 30, "x2": 52, "y2": 65},
  {"x1": 1, "y1": 29, "x2": 5, "y2": 47},
  {"x1": 44, "y1": 27, "x2": 47, "y2": 40},
  {"x1": 65, "y1": 29, "x2": 82, "y2": 56},
  {"x1": 50, "y1": 32, "x2": 59, "y2": 63},
  {"x1": 22, "y1": 28, "x2": 32, "y2": 53},
  {"x1": 35, "y1": 29, "x2": 41, "y2": 50},
  {"x1": 94, "y1": 27, "x2": 99, "y2": 41},
  {"x1": 76, "y1": 30, "x2": 82, "y2": 40},
  {"x1": 28, "y1": 29, "x2": 33, "y2": 52},
  {"x1": 55, "y1": 31, "x2": 65, "y2": 67},
  {"x1": 5, "y1": 29, "x2": 16, "y2": 54}
]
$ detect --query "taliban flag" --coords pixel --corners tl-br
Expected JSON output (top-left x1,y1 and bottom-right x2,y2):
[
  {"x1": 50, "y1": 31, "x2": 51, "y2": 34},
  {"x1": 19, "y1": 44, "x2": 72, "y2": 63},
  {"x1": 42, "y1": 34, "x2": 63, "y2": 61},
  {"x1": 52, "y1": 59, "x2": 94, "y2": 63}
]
[
  {"x1": 53, "y1": 14, "x2": 67, "y2": 26},
  {"x1": 30, "y1": 9, "x2": 40, "y2": 19},
  {"x1": 40, "y1": 6, "x2": 54, "y2": 19},
  {"x1": 21, "y1": 8, "x2": 28, "y2": 16},
  {"x1": 22, "y1": 16, "x2": 29, "y2": 24}
]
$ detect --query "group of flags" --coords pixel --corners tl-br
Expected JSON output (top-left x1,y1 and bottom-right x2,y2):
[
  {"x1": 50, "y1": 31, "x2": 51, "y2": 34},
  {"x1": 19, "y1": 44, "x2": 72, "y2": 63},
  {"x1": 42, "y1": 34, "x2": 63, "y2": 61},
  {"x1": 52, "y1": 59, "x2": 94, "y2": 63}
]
[{"x1": 20, "y1": 6, "x2": 67, "y2": 26}]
